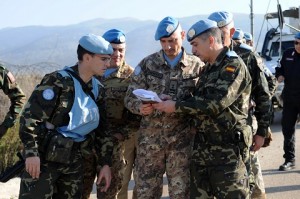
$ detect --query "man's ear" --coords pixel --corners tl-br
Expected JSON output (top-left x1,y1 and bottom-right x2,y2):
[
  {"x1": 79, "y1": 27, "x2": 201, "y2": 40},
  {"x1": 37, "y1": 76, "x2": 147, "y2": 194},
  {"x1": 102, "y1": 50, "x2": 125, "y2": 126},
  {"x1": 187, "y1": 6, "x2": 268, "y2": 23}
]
[
  {"x1": 209, "y1": 35, "x2": 215, "y2": 46},
  {"x1": 83, "y1": 53, "x2": 92, "y2": 62},
  {"x1": 230, "y1": 27, "x2": 236, "y2": 39},
  {"x1": 181, "y1": 30, "x2": 186, "y2": 40}
]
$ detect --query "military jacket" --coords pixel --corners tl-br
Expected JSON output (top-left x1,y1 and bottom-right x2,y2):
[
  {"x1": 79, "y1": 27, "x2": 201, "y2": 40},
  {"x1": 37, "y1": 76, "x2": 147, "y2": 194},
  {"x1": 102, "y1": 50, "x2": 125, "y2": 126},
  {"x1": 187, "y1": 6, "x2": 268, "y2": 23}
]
[
  {"x1": 175, "y1": 47, "x2": 252, "y2": 136},
  {"x1": 19, "y1": 65, "x2": 112, "y2": 166},
  {"x1": 99, "y1": 62, "x2": 141, "y2": 138},
  {"x1": 233, "y1": 42, "x2": 271, "y2": 137},
  {"x1": 276, "y1": 48, "x2": 300, "y2": 97},
  {"x1": 125, "y1": 48, "x2": 203, "y2": 141},
  {"x1": 0, "y1": 64, "x2": 26, "y2": 128}
]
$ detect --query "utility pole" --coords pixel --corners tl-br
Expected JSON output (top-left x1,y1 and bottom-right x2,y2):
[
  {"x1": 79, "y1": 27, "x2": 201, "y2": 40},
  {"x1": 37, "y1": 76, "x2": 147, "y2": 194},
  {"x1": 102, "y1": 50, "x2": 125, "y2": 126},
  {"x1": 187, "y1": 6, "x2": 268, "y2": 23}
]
[{"x1": 250, "y1": 0, "x2": 254, "y2": 37}]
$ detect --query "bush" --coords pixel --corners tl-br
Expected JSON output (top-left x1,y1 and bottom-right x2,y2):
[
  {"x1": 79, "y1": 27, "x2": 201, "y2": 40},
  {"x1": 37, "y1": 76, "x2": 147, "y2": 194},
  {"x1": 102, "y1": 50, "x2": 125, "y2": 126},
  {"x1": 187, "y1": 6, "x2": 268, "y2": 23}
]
[{"x1": 0, "y1": 124, "x2": 23, "y2": 172}]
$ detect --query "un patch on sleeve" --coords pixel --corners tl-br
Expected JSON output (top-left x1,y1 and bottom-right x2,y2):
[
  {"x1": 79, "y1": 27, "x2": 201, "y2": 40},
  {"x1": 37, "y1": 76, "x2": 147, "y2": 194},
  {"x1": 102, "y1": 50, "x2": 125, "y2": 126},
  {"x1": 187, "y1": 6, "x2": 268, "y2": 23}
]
[{"x1": 42, "y1": 88, "x2": 55, "y2": 100}]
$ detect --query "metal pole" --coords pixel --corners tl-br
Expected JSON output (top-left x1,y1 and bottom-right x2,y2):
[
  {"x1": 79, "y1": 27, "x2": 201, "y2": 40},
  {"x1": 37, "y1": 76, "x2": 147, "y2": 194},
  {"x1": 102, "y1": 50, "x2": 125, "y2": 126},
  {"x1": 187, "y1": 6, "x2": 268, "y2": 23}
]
[
  {"x1": 277, "y1": 0, "x2": 283, "y2": 58},
  {"x1": 250, "y1": 0, "x2": 254, "y2": 37}
]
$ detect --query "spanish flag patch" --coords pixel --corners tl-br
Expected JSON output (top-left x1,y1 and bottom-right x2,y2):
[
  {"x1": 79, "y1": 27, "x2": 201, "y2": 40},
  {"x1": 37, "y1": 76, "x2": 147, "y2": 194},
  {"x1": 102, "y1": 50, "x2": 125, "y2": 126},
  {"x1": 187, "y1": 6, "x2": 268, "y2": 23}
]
[{"x1": 225, "y1": 66, "x2": 236, "y2": 73}]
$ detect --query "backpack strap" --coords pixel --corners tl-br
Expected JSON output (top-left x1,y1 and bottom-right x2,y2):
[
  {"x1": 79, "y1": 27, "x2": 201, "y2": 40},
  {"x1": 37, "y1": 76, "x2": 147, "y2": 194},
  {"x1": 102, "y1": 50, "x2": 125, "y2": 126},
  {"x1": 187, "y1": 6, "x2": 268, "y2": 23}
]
[{"x1": 64, "y1": 68, "x2": 96, "y2": 101}]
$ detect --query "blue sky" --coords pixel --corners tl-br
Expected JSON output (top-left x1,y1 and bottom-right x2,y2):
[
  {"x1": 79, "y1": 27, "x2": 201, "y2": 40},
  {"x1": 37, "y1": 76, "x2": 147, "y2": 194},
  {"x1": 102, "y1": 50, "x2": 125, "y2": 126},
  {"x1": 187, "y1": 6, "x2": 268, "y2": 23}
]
[{"x1": 0, "y1": 0, "x2": 299, "y2": 29}]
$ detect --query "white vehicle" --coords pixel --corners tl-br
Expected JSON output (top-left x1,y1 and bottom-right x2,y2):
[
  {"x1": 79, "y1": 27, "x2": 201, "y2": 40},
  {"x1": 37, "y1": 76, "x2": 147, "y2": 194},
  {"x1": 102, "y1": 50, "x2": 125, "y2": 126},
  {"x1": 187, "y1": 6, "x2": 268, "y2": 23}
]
[{"x1": 260, "y1": 5, "x2": 299, "y2": 121}]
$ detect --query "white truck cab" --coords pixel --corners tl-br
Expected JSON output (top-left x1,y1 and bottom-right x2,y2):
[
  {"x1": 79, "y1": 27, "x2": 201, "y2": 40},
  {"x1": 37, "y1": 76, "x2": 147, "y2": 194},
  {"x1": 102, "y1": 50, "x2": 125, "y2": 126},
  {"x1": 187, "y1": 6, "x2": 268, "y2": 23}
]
[{"x1": 260, "y1": 6, "x2": 299, "y2": 120}]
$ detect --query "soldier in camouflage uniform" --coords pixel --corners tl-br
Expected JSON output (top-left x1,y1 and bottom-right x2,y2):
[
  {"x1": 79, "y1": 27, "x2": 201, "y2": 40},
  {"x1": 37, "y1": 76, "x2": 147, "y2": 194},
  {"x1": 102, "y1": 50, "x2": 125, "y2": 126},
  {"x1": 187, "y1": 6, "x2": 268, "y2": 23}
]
[
  {"x1": 243, "y1": 31, "x2": 277, "y2": 199},
  {"x1": 0, "y1": 64, "x2": 25, "y2": 139},
  {"x1": 154, "y1": 19, "x2": 252, "y2": 198},
  {"x1": 18, "y1": 34, "x2": 114, "y2": 199},
  {"x1": 124, "y1": 16, "x2": 203, "y2": 199},
  {"x1": 82, "y1": 29, "x2": 141, "y2": 199},
  {"x1": 208, "y1": 12, "x2": 273, "y2": 199}
]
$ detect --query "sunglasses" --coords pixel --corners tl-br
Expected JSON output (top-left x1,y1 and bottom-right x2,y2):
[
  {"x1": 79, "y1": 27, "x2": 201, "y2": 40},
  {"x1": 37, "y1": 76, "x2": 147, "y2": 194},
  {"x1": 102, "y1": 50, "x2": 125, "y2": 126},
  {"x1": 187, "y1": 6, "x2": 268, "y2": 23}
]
[{"x1": 295, "y1": 41, "x2": 300, "y2": 45}]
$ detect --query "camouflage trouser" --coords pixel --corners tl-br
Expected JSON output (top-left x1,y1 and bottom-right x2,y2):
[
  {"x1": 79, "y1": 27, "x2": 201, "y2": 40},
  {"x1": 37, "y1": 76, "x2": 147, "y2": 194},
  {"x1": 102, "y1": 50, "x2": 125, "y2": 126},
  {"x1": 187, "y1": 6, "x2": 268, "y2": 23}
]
[
  {"x1": 117, "y1": 131, "x2": 138, "y2": 199},
  {"x1": 19, "y1": 149, "x2": 83, "y2": 199},
  {"x1": 97, "y1": 139, "x2": 126, "y2": 199},
  {"x1": 82, "y1": 153, "x2": 97, "y2": 199},
  {"x1": 135, "y1": 128, "x2": 192, "y2": 199},
  {"x1": 190, "y1": 136, "x2": 250, "y2": 199},
  {"x1": 250, "y1": 151, "x2": 266, "y2": 199},
  {"x1": 249, "y1": 116, "x2": 266, "y2": 199}
]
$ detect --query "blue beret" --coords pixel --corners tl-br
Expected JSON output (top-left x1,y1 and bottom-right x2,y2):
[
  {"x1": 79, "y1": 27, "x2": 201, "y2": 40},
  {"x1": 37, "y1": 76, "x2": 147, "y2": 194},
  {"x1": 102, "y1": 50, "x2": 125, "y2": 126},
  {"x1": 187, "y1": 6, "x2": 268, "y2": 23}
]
[
  {"x1": 232, "y1": 29, "x2": 244, "y2": 40},
  {"x1": 79, "y1": 34, "x2": 113, "y2": 55},
  {"x1": 155, "y1": 16, "x2": 179, "y2": 41},
  {"x1": 295, "y1": 32, "x2": 300, "y2": 39},
  {"x1": 208, "y1": 11, "x2": 233, "y2": 28},
  {"x1": 102, "y1": 29, "x2": 126, "y2": 44},
  {"x1": 244, "y1": 32, "x2": 253, "y2": 41},
  {"x1": 187, "y1": 19, "x2": 218, "y2": 42}
]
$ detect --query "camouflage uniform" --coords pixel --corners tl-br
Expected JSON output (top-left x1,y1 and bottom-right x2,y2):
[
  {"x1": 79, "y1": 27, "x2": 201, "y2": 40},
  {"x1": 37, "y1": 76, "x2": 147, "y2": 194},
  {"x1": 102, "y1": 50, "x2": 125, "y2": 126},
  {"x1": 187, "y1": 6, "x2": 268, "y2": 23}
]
[
  {"x1": 251, "y1": 50, "x2": 277, "y2": 199},
  {"x1": 125, "y1": 49, "x2": 203, "y2": 199},
  {"x1": 19, "y1": 65, "x2": 113, "y2": 199},
  {"x1": 117, "y1": 127, "x2": 138, "y2": 199},
  {"x1": 175, "y1": 47, "x2": 252, "y2": 199},
  {"x1": 232, "y1": 42, "x2": 273, "y2": 199},
  {"x1": 82, "y1": 62, "x2": 141, "y2": 199},
  {"x1": 0, "y1": 64, "x2": 26, "y2": 138},
  {"x1": 98, "y1": 62, "x2": 141, "y2": 199},
  {"x1": 232, "y1": 42, "x2": 271, "y2": 137}
]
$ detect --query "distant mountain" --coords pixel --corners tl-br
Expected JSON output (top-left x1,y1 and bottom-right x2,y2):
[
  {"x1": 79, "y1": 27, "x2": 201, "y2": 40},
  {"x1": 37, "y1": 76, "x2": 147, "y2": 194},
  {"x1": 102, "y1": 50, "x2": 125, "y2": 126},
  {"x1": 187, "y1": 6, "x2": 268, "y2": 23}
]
[{"x1": 0, "y1": 14, "x2": 274, "y2": 68}]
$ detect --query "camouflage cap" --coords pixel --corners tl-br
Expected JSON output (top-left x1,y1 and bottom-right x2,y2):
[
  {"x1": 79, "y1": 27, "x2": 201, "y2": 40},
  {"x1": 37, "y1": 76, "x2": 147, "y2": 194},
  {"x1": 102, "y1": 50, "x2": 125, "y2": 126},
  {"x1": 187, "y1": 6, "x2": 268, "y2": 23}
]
[
  {"x1": 155, "y1": 16, "x2": 179, "y2": 40},
  {"x1": 102, "y1": 29, "x2": 126, "y2": 44},
  {"x1": 187, "y1": 19, "x2": 218, "y2": 42},
  {"x1": 79, "y1": 34, "x2": 113, "y2": 55},
  {"x1": 208, "y1": 11, "x2": 233, "y2": 28}
]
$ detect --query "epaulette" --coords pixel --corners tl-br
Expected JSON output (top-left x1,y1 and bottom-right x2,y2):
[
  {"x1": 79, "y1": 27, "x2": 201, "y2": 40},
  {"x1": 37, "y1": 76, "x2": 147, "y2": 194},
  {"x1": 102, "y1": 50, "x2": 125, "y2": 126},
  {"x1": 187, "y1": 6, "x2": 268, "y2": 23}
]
[
  {"x1": 226, "y1": 50, "x2": 238, "y2": 58},
  {"x1": 239, "y1": 43, "x2": 253, "y2": 52}
]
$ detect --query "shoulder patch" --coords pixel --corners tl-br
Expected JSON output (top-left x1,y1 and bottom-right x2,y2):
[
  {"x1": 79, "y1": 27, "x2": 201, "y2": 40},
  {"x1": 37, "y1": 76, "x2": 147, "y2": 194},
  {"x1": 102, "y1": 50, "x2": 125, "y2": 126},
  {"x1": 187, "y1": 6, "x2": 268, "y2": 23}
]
[
  {"x1": 134, "y1": 65, "x2": 141, "y2": 76},
  {"x1": 240, "y1": 43, "x2": 253, "y2": 51},
  {"x1": 226, "y1": 51, "x2": 238, "y2": 58},
  {"x1": 224, "y1": 65, "x2": 237, "y2": 73},
  {"x1": 7, "y1": 71, "x2": 16, "y2": 83},
  {"x1": 42, "y1": 88, "x2": 55, "y2": 100}
]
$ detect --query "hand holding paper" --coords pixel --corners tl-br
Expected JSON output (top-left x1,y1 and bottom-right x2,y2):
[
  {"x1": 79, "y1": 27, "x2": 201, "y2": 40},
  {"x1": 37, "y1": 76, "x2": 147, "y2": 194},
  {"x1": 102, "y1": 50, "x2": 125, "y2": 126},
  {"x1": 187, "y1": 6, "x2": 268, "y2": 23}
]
[{"x1": 132, "y1": 89, "x2": 162, "y2": 104}]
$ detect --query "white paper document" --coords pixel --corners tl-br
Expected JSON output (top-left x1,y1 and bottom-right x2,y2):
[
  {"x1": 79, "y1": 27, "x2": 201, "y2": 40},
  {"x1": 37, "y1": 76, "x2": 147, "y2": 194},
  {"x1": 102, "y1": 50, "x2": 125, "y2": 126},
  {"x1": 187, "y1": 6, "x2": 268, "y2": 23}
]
[{"x1": 132, "y1": 89, "x2": 162, "y2": 103}]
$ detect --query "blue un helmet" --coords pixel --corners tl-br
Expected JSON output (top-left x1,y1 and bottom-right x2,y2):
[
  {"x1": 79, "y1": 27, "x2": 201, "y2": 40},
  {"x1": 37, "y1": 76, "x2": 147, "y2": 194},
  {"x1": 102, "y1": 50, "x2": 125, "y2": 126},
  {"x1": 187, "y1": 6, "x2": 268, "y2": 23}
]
[
  {"x1": 208, "y1": 11, "x2": 233, "y2": 28},
  {"x1": 295, "y1": 32, "x2": 300, "y2": 39},
  {"x1": 244, "y1": 32, "x2": 253, "y2": 42},
  {"x1": 102, "y1": 29, "x2": 126, "y2": 44},
  {"x1": 232, "y1": 29, "x2": 244, "y2": 40},
  {"x1": 155, "y1": 16, "x2": 179, "y2": 40},
  {"x1": 79, "y1": 34, "x2": 113, "y2": 55},
  {"x1": 187, "y1": 19, "x2": 218, "y2": 42}
]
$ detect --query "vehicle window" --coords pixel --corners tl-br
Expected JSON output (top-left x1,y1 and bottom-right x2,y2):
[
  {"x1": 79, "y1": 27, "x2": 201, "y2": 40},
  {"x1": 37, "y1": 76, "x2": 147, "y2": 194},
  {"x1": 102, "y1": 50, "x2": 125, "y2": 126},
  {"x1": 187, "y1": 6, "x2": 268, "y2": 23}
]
[{"x1": 269, "y1": 41, "x2": 295, "y2": 57}]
